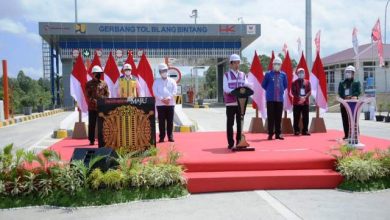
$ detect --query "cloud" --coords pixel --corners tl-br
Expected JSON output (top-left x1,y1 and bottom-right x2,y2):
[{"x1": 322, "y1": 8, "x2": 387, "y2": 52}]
[
  {"x1": 0, "y1": 18, "x2": 26, "y2": 34},
  {"x1": 20, "y1": 67, "x2": 43, "y2": 79},
  {"x1": 0, "y1": 18, "x2": 41, "y2": 43},
  {"x1": 0, "y1": 0, "x2": 388, "y2": 75}
]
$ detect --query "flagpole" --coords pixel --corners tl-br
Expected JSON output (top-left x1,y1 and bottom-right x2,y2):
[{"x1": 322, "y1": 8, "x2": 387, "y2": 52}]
[{"x1": 316, "y1": 52, "x2": 320, "y2": 119}]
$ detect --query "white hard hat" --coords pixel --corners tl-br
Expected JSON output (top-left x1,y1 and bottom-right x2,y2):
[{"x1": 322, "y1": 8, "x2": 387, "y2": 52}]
[
  {"x1": 296, "y1": 68, "x2": 305, "y2": 74},
  {"x1": 123, "y1": 63, "x2": 132, "y2": 70},
  {"x1": 91, "y1": 65, "x2": 103, "y2": 73},
  {"x1": 158, "y1": 63, "x2": 168, "y2": 71},
  {"x1": 229, "y1": 54, "x2": 241, "y2": 62},
  {"x1": 345, "y1": 65, "x2": 356, "y2": 73},
  {"x1": 273, "y1": 57, "x2": 282, "y2": 65}
]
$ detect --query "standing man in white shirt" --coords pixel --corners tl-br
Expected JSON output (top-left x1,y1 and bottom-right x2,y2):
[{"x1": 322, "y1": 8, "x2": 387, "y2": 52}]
[
  {"x1": 223, "y1": 54, "x2": 251, "y2": 149},
  {"x1": 153, "y1": 63, "x2": 178, "y2": 143}
]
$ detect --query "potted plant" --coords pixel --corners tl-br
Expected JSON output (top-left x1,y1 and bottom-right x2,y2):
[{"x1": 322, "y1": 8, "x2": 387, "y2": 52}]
[
  {"x1": 197, "y1": 98, "x2": 204, "y2": 106},
  {"x1": 385, "y1": 103, "x2": 390, "y2": 123},
  {"x1": 376, "y1": 103, "x2": 385, "y2": 122},
  {"x1": 364, "y1": 111, "x2": 370, "y2": 120},
  {"x1": 196, "y1": 93, "x2": 204, "y2": 106},
  {"x1": 21, "y1": 96, "x2": 35, "y2": 115},
  {"x1": 37, "y1": 98, "x2": 45, "y2": 113}
]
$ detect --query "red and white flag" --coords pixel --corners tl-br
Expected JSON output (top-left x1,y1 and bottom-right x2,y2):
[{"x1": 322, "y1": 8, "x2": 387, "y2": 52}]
[
  {"x1": 296, "y1": 52, "x2": 311, "y2": 81},
  {"x1": 314, "y1": 30, "x2": 321, "y2": 54},
  {"x1": 123, "y1": 51, "x2": 138, "y2": 77},
  {"x1": 247, "y1": 51, "x2": 267, "y2": 118},
  {"x1": 282, "y1": 43, "x2": 288, "y2": 55},
  {"x1": 311, "y1": 52, "x2": 328, "y2": 114},
  {"x1": 372, "y1": 19, "x2": 384, "y2": 67},
  {"x1": 104, "y1": 52, "x2": 120, "y2": 98},
  {"x1": 281, "y1": 51, "x2": 294, "y2": 112},
  {"x1": 70, "y1": 55, "x2": 88, "y2": 113},
  {"x1": 87, "y1": 52, "x2": 103, "y2": 81},
  {"x1": 352, "y1": 27, "x2": 360, "y2": 70},
  {"x1": 297, "y1": 37, "x2": 302, "y2": 56},
  {"x1": 267, "y1": 50, "x2": 275, "y2": 71},
  {"x1": 352, "y1": 27, "x2": 359, "y2": 55},
  {"x1": 137, "y1": 53, "x2": 154, "y2": 97}
]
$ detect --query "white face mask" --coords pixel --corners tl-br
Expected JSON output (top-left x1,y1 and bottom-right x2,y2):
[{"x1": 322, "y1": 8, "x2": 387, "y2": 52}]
[
  {"x1": 160, "y1": 72, "x2": 168, "y2": 79},
  {"x1": 125, "y1": 70, "x2": 131, "y2": 76},
  {"x1": 273, "y1": 64, "x2": 281, "y2": 72},
  {"x1": 298, "y1": 72, "x2": 305, "y2": 79},
  {"x1": 345, "y1": 72, "x2": 352, "y2": 79}
]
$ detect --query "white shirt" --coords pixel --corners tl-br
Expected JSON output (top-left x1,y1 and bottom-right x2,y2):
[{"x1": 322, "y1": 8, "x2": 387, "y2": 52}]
[
  {"x1": 152, "y1": 77, "x2": 177, "y2": 106},
  {"x1": 222, "y1": 69, "x2": 252, "y2": 106}
]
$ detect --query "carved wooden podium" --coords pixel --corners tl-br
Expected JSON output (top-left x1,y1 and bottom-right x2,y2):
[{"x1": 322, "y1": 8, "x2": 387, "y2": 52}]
[
  {"x1": 337, "y1": 97, "x2": 373, "y2": 148},
  {"x1": 97, "y1": 97, "x2": 156, "y2": 152},
  {"x1": 231, "y1": 87, "x2": 255, "y2": 151}
]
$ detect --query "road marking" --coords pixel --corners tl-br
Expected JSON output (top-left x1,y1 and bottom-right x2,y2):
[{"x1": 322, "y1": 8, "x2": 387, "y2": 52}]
[
  {"x1": 27, "y1": 132, "x2": 53, "y2": 152},
  {"x1": 255, "y1": 190, "x2": 302, "y2": 220}
]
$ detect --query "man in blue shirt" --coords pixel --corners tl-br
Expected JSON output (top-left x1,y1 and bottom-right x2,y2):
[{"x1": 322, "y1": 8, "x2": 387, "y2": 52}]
[{"x1": 261, "y1": 57, "x2": 288, "y2": 140}]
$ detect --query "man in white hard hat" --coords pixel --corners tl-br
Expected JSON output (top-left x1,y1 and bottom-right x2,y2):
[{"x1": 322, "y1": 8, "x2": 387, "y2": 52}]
[
  {"x1": 291, "y1": 68, "x2": 311, "y2": 136},
  {"x1": 261, "y1": 56, "x2": 288, "y2": 140},
  {"x1": 153, "y1": 63, "x2": 177, "y2": 143},
  {"x1": 118, "y1": 63, "x2": 141, "y2": 98},
  {"x1": 85, "y1": 65, "x2": 109, "y2": 145},
  {"x1": 223, "y1": 54, "x2": 251, "y2": 149},
  {"x1": 338, "y1": 65, "x2": 361, "y2": 139}
]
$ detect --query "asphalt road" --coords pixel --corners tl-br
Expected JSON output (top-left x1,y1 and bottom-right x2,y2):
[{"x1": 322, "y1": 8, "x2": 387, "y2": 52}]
[{"x1": 0, "y1": 112, "x2": 72, "y2": 151}]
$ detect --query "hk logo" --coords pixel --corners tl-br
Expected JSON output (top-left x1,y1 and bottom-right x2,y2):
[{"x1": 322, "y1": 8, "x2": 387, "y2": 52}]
[{"x1": 219, "y1": 25, "x2": 235, "y2": 33}]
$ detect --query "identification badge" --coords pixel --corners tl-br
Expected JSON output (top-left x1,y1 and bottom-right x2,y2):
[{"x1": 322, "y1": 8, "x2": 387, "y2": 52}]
[
  {"x1": 300, "y1": 88, "x2": 305, "y2": 96},
  {"x1": 345, "y1": 89, "x2": 350, "y2": 96}
]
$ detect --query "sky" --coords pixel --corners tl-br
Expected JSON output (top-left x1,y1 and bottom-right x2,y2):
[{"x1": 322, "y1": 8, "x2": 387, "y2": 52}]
[{"x1": 0, "y1": 0, "x2": 387, "y2": 79}]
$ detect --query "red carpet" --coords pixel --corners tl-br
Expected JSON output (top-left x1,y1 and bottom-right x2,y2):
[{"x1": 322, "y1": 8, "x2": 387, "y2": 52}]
[{"x1": 47, "y1": 130, "x2": 390, "y2": 193}]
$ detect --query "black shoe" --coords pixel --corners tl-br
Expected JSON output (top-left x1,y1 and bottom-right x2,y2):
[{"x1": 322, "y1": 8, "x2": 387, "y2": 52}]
[
  {"x1": 294, "y1": 132, "x2": 300, "y2": 136},
  {"x1": 275, "y1": 135, "x2": 284, "y2": 140},
  {"x1": 302, "y1": 132, "x2": 311, "y2": 136},
  {"x1": 158, "y1": 139, "x2": 164, "y2": 143},
  {"x1": 168, "y1": 138, "x2": 175, "y2": 142},
  {"x1": 89, "y1": 141, "x2": 95, "y2": 145},
  {"x1": 267, "y1": 135, "x2": 273, "y2": 140},
  {"x1": 342, "y1": 136, "x2": 348, "y2": 140}
]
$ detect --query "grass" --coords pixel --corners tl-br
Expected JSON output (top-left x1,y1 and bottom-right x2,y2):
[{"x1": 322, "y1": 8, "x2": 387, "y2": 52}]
[
  {"x1": 0, "y1": 184, "x2": 188, "y2": 209},
  {"x1": 338, "y1": 176, "x2": 390, "y2": 192}
]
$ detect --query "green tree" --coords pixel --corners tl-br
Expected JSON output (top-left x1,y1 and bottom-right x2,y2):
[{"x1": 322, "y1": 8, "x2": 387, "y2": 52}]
[
  {"x1": 259, "y1": 54, "x2": 272, "y2": 71},
  {"x1": 0, "y1": 71, "x2": 54, "y2": 114},
  {"x1": 204, "y1": 66, "x2": 217, "y2": 99},
  {"x1": 239, "y1": 56, "x2": 250, "y2": 73}
]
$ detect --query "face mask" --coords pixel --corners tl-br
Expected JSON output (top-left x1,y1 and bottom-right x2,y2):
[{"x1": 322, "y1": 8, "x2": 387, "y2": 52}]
[
  {"x1": 125, "y1": 70, "x2": 131, "y2": 76},
  {"x1": 95, "y1": 73, "x2": 101, "y2": 79},
  {"x1": 345, "y1": 72, "x2": 352, "y2": 79},
  {"x1": 298, "y1": 73, "x2": 305, "y2": 79},
  {"x1": 160, "y1": 72, "x2": 168, "y2": 79},
  {"x1": 273, "y1": 64, "x2": 281, "y2": 72}
]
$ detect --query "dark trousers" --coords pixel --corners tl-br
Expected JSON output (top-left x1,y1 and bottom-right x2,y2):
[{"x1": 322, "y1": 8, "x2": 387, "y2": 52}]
[
  {"x1": 293, "y1": 104, "x2": 309, "y2": 133},
  {"x1": 226, "y1": 106, "x2": 242, "y2": 147},
  {"x1": 157, "y1": 106, "x2": 175, "y2": 140},
  {"x1": 88, "y1": 110, "x2": 98, "y2": 143},
  {"x1": 266, "y1": 101, "x2": 283, "y2": 136},
  {"x1": 340, "y1": 104, "x2": 349, "y2": 138}
]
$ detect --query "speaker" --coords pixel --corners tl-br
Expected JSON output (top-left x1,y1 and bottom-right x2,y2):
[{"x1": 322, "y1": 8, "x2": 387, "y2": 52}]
[{"x1": 70, "y1": 147, "x2": 118, "y2": 172}]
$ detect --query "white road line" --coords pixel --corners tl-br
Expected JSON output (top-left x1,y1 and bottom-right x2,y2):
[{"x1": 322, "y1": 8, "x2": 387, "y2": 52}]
[
  {"x1": 27, "y1": 132, "x2": 53, "y2": 152},
  {"x1": 255, "y1": 190, "x2": 302, "y2": 220}
]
